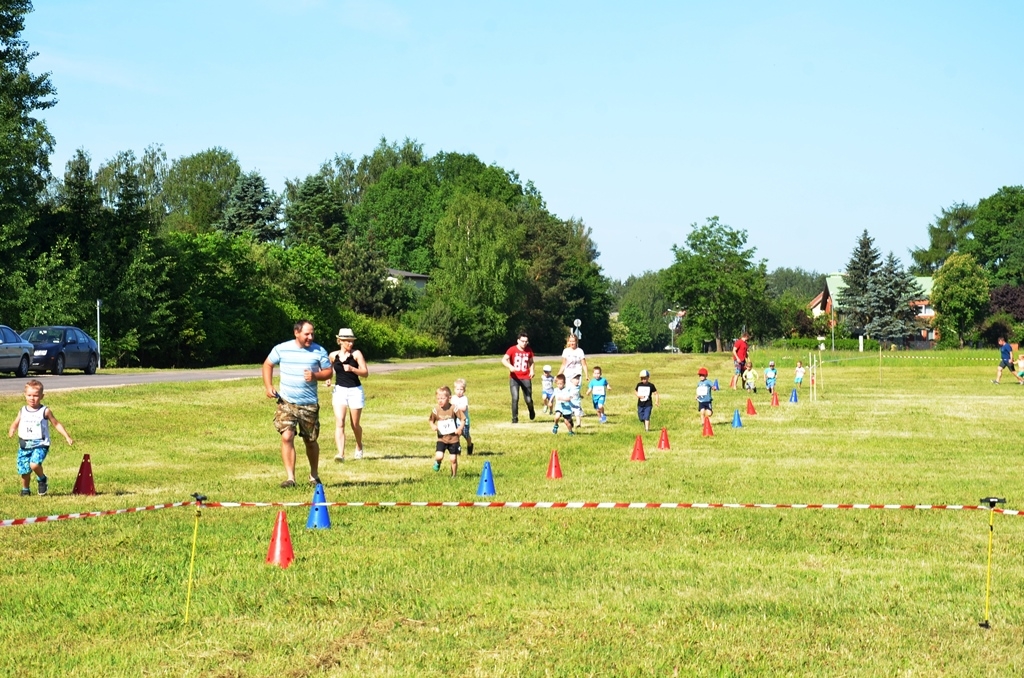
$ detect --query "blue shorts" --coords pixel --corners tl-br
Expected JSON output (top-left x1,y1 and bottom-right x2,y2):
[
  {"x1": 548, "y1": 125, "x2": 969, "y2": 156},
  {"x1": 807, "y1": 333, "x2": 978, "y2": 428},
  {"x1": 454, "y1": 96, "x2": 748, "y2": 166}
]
[
  {"x1": 543, "y1": 389, "x2": 554, "y2": 399},
  {"x1": 17, "y1": 444, "x2": 48, "y2": 475},
  {"x1": 795, "y1": 377, "x2": 803, "y2": 385},
  {"x1": 592, "y1": 396, "x2": 606, "y2": 409},
  {"x1": 766, "y1": 379, "x2": 776, "y2": 390},
  {"x1": 637, "y1": 402, "x2": 653, "y2": 422}
]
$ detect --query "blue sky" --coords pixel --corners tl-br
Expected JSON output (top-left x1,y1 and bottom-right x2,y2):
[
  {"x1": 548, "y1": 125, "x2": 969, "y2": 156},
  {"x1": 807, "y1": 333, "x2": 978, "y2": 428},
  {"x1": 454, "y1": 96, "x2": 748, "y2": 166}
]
[{"x1": 26, "y1": 1, "x2": 1024, "y2": 281}]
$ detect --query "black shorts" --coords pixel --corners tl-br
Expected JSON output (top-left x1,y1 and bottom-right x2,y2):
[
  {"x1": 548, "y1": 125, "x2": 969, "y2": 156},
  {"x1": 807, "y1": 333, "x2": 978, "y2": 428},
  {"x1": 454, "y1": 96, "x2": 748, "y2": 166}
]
[
  {"x1": 1000, "y1": 359, "x2": 1014, "y2": 370},
  {"x1": 698, "y1": 401, "x2": 712, "y2": 412},
  {"x1": 436, "y1": 440, "x2": 461, "y2": 455}
]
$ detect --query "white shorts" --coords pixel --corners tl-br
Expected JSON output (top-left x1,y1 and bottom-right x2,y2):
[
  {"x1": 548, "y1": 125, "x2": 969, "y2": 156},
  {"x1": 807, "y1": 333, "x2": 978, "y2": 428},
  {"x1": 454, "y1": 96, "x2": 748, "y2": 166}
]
[{"x1": 332, "y1": 385, "x2": 365, "y2": 411}]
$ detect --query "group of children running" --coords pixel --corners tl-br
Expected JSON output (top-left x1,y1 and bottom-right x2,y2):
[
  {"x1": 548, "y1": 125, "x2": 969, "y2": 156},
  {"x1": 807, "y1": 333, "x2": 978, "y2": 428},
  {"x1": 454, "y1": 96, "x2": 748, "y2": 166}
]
[{"x1": 737, "y1": 360, "x2": 805, "y2": 395}]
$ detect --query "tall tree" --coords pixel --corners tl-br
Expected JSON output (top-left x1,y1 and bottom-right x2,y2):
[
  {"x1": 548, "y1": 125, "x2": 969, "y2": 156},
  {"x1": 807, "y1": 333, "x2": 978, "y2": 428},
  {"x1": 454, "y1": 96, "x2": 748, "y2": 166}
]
[
  {"x1": 223, "y1": 170, "x2": 281, "y2": 242},
  {"x1": 931, "y1": 253, "x2": 990, "y2": 348},
  {"x1": 282, "y1": 170, "x2": 349, "y2": 255},
  {"x1": 838, "y1": 230, "x2": 881, "y2": 332},
  {"x1": 0, "y1": 0, "x2": 56, "y2": 319},
  {"x1": 961, "y1": 186, "x2": 1024, "y2": 285},
  {"x1": 910, "y1": 202, "x2": 974, "y2": 274},
  {"x1": 663, "y1": 216, "x2": 768, "y2": 352},
  {"x1": 616, "y1": 272, "x2": 670, "y2": 352},
  {"x1": 863, "y1": 253, "x2": 924, "y2": 345},
  {"x1": 162, "y1": 147, "x2": 241, "y2": 233}
]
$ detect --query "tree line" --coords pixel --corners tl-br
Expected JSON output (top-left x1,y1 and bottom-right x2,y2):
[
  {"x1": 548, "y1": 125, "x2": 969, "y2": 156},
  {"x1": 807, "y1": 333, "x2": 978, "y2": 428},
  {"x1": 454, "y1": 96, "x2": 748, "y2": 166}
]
[{"x1": 0, "y1": 4, "x2": 611, "y2": 366}]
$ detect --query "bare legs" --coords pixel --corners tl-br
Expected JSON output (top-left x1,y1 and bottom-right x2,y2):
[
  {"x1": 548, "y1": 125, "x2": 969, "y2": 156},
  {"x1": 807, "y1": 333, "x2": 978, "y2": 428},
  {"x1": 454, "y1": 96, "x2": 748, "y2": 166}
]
[{"x1": 281, "y1": 428, "x2": 319, "y2": 482}]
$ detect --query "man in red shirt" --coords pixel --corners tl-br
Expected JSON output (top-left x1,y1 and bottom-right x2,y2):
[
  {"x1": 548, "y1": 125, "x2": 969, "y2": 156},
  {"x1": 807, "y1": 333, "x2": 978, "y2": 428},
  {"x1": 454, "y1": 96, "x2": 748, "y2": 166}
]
[
  {"x1": 501, "y1": 332, "x2": 535, "y2": 423},
  {"x1": 731, "y1": 331, "x2": 749, "y2": 389}
]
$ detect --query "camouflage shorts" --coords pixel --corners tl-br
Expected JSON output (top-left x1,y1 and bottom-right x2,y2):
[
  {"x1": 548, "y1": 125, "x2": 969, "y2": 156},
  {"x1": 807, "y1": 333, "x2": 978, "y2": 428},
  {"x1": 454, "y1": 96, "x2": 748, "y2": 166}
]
[{"x1": 274, "y1": 401, "x2": 320, "y2": 441}]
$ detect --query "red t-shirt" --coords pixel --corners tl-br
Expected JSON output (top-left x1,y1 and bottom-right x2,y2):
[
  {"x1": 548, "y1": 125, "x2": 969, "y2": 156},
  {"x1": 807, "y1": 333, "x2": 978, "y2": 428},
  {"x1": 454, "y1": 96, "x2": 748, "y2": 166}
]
[
  {"x1": 505, "y1": 345, "x2": 534, "y2": 380},
  {"x1": 734, "y1": 338, "x2": 748, "y2": 362}
]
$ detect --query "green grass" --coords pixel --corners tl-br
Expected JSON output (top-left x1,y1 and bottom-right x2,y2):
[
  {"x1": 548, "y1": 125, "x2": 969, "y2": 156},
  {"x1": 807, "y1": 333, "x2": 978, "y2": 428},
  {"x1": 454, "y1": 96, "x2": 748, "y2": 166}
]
[{"x1": 2, "y1": 351, "x2": 1024, "y2": 676}]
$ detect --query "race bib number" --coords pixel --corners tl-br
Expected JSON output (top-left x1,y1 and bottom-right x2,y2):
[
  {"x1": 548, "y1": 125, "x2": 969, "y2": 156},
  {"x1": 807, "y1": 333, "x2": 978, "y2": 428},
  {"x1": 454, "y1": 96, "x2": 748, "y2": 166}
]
[
  {"x1": 437, "y1": 418, "x2": 458, "y2": 435},
  {"x1": 637, "y1": 386, "x2": 651, "y2": 400},
  {"x1": 21, "y1": 420, "x2": 42, "y2": 439},
  {"x1": 592, "y1": 385, "x2": 606, "y2": 396},
  {"x1": 697, "y1": 384, "x2": 710, "y2": 398}
]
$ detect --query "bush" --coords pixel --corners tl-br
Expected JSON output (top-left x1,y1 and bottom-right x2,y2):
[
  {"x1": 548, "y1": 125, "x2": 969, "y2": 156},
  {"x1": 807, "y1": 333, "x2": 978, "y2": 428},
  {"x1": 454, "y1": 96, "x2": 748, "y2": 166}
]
[{"x1": 771, "y1": 337, "x2": 880, "y2": 351}]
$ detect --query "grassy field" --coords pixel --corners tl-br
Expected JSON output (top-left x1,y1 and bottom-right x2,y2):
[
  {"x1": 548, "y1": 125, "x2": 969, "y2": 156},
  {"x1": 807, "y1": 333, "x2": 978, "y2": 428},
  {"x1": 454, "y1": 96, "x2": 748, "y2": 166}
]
[{"x1": 2, "y1": 350, "x2": 1024, "y2": 676}]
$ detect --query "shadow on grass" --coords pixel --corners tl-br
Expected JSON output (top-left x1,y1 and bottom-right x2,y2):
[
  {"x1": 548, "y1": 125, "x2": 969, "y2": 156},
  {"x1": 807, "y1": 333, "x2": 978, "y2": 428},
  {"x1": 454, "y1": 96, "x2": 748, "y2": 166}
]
[{"x1": 326, "y1": 477, "x2": 423, "y2": 489}]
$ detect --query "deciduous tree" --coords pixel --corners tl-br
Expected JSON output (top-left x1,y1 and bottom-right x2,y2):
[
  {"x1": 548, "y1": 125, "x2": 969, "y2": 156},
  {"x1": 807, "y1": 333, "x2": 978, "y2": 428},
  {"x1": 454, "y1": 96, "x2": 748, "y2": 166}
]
[{"x1": 931, "y1": 253, "x2": 990, "y2": 348}]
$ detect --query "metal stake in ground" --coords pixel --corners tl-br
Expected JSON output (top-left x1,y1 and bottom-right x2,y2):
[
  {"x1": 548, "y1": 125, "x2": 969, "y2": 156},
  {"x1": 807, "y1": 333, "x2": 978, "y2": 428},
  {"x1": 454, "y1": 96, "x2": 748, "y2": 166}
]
[
  {"x1": 979, "y1": 496, "x2": 1005, "y2": 629},
  {"x1": 183, "y1": 493, "x2": 207, "y2": 626}
]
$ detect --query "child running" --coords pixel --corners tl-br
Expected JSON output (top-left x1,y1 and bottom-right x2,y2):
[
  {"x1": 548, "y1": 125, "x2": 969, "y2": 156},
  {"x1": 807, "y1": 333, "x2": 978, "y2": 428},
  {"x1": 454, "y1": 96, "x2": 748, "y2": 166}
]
[
  {"x1": 569, "y1": 373, "x2": 584, "y2": 428},
  {"x1": 696, "y1": 367, "x2": 713, "y2": 422},
  {"x1": 795, "y1": 361, "x2": 805, "y2": 388},
  {"x1": 541, "y1": 365, "x2": 555, "y2": 414},
  {"x1": 428, "y1": 386, "x2": 465, "y2": 477},
  {"x1": 551, "y1": 374, "x2": 576, "y2": 436},
  {"x1": 742, "y1": 363, "x2": 758, "y2": 394},
  {"x1": 586, "y1": 366, "x2": 610, "y2": 423},
  {"x1": 451, "y1": 378, "x2": 474, "y2": 455},
  {"x1": 8, "y1": 380, "x2": 73, "y2": 496},
  {"x1": 635, "y1": 369, "x2": 659, "y2": 432},
  {"x1": 764, "y1": 361, "x2": 778, "y2": 394}
]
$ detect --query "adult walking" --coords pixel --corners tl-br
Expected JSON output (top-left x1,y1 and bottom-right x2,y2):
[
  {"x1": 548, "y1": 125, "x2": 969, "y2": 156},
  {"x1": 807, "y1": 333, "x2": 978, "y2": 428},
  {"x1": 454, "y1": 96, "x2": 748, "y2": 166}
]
[
  {"x1": 262, "y1": 320, "x2": 333, "y2": 488},
  {"x1": 993, "y1": 337, "x2": 1022, "y2": 384},
  {"x1": 327, "y1": 328, "x2": 369, "y2": 461},
  {"x1": 502, "y1": 331, "x2": 535, "y2": 423},
  {"x1": 731, "y1": 331, "x2": 750, "y2": 389},
  {"x1": 559, "y1": 334, "x2": 588, "y2": 384}
]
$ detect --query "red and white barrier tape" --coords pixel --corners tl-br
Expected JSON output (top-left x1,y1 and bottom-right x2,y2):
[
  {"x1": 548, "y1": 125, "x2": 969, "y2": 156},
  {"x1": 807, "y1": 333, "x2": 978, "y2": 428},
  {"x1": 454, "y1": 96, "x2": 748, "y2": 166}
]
[
  {"x1": 5, "y1": 500, "x2": 1023, "y2": 528},
  {"x1": 0, "y1": 501, "x2": 195, "y2": 527}
]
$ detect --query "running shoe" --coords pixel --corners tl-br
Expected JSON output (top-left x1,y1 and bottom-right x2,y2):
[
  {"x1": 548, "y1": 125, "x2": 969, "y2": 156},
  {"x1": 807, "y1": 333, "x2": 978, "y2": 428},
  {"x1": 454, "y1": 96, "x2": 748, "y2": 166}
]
[
  {"x1": 37, "y1": 475, "x2": 47, "y2": 496},
  {"x1": 354, "y1": 449, "x2": 363, "y2": 460},
  {"x1": 433, "y1": 462, "x2": 441, "y2": 472}
]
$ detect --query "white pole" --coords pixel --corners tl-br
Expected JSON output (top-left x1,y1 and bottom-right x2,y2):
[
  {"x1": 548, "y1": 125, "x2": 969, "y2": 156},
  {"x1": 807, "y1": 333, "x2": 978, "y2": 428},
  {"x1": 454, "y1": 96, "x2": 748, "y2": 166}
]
[{"x1": 96, "y1": 299, "x2": 102, "y2": 369}]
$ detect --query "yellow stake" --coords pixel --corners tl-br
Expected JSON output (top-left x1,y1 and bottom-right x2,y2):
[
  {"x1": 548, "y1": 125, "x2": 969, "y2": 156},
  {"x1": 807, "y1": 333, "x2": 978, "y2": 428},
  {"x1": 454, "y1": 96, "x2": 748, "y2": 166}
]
[
  {"x1": 979, "y1": 496, "x2": 1005, "y2": 629},
  {"x1": 183, "y1": 494, "x2": 206, "y2": 626}
]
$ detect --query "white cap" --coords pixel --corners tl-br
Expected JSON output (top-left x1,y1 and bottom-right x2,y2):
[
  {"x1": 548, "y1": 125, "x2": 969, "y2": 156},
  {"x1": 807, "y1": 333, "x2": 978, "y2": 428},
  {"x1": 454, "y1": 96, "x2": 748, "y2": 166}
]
[
  {"x1": 543, "y1": 364, "x2": 552, "y2": 372},
  {"x1": 639, "y1": 369, "x2": 650, "y2": 377}
]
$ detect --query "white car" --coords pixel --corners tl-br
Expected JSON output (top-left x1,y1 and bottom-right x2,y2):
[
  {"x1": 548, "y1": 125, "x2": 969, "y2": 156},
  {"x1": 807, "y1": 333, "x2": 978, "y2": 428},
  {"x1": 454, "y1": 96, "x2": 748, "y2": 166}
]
[{"x1": 0, "y1": 325, "x2": 32, "y2": 377}]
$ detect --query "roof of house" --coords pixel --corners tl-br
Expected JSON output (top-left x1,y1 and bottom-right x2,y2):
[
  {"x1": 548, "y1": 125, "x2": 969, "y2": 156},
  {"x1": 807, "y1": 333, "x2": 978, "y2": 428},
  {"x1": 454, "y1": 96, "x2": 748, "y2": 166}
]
[
  {"x1": 386, "y1": 268, "x2": 430, "y2": 280},
  {"x1": 824, "y1": 273, "x2": 933, "y2": 308}
]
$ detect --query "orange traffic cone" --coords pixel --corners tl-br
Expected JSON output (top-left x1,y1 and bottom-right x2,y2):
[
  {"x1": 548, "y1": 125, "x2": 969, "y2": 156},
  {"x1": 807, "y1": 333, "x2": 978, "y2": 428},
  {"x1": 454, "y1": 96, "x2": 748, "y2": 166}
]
[
  {"x1": 547, "y1": 449, "x2": 563, "y2": 479},
  {"x1": 72, "y1": 454, "x2": 96, "y2": 495},
  {"x1": 746, "y1": 398, "x2": 757, "y2": 415},
  {"x1": 729, "y1": 374, "x2": 737, "y2": 389},
  {"x1": 702, "y1": 416, "x2": 714, "y2": 437},
  {"x1": 266, "y1": 511, "x2": 294, "y2": 569},
  {"x1": 771, "y1": 391, "x2": 780, "y2": 407},
  {"x1": 630, "y1": 435, "x2": 646, "y2": 461},
  {"x1": 657, "y1": 427, "x2": 671, "y2": 450}
]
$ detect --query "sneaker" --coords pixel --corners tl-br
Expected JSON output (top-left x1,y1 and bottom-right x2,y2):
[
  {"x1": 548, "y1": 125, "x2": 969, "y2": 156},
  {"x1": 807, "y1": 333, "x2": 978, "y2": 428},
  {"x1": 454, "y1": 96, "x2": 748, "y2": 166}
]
[
  {"x1": 334, "y1": 453, "x2": 345, "y2": 463},
  {"x1": 600, "y1": 414, "x2": 607, "y2": 423},
  {"x1": 993, "y1": 380, "x2": 1000, "y2": 385},
  {"x1": 279, "y1": 479, "x2": 296, "y2": 488},
  {"x1": 37, "y1": 475, "x2": 47, "y2": 496},
  {"x1": 552, "y1": 424, "x2": 559, "y2": 434},
  {"x1": 433, "y1": 461, "x2": 441, "y2": 472},
  {"x1": 467, "y1": 443, "x2": 474, "y2": 455},
  {"x1": 528, "y1": 405, "x2": 536, "y2": 420},
  {"x1": 512, "y1": 418, "x2": 518, "y2": 424},
  {"x1": 20, "y1": 488, "x2": 30, "y2": 496},
  {"x1": 354, "y1": 449, "x2": 363, "y2": 460},
  {"x1": 568, "y1": 430, "x2": 575, "y2": 436}
]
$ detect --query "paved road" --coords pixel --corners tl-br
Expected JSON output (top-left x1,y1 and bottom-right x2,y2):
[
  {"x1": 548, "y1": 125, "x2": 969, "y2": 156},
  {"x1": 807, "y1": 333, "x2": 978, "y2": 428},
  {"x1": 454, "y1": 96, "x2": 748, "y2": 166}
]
[{"x1": 0, "y1": 356, "x2": 570, "y2": 395}]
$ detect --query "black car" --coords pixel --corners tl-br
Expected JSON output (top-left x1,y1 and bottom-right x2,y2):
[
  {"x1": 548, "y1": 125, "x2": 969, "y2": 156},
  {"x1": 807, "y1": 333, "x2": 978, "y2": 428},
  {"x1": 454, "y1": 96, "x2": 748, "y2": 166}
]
[
  {"x1": 21, "y1": 326, "x2": 99, "y2": 375},
  {"x1": 0, "y1": 324, "x2": 32, "y2": 377}
]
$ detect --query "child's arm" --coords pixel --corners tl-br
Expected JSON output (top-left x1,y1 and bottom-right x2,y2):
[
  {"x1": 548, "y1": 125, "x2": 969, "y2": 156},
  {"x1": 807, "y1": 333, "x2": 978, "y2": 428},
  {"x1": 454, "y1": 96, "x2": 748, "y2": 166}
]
[
  {"x1": 456, "y1": 410, "x2": 465, "y2": 435},
  {"x1": 428, "y1": 411, "x2": 438, "y2": 433},
  {"x1": 7, "y1": 412, "x2": 20, "y2": 438},
  {"x1": 46, "y1": 409, "x2": 73, "y2": 445},
  {"x1": 654, "y1": 391, "x2": 660, "y2": 406}
]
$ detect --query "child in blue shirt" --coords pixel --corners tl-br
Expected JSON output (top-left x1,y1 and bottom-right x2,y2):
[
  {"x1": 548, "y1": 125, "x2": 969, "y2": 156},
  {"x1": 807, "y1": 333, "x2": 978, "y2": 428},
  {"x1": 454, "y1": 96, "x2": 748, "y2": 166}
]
[
  {"x1": 764, "y1": 361, "x2": 778, "y2": 394},
  {"x1": 541, "y1": 365, "x2": 555, "y2": 414},
  {"x1": 586, "y1": 366, "x2": 610, "y2": 424},
  {"x1": 696, "y1": 367, "x2": 713, "y2": 422},
  {"x1": 569, "y1": 373, "x2": 584, "y2": 428},
  {"x1": 551, "y1": 374, "x2": 576, "y2": 436}
]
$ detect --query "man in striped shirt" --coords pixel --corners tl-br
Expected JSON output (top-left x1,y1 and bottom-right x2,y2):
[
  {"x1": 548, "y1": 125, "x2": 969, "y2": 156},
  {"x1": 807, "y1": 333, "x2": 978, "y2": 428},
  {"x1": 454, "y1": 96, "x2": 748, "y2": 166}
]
[{"x1": 262, "y1": 320, "x2": 333, "y2": 488}]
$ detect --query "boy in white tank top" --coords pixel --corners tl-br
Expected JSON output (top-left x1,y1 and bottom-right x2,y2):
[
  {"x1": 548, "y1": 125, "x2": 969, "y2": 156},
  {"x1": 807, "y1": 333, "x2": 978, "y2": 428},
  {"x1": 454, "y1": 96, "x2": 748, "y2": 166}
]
[{"x1": 8, "y1": 380, "x2": 74, "y2": 496}]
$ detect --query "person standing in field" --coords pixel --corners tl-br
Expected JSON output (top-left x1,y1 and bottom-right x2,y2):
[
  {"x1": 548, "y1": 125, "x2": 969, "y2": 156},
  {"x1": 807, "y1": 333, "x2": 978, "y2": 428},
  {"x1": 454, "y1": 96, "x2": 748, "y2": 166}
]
[
  {"x1": 8, "y1": 380, "x2": 73, "y2": 496},
  {"x1": 696, "y1": 367, "x2": 713, "y2": 423},
  {"x1": 635, "y1": 369, "x2": 659, "y2": 432},
  {"x1": 451, "y1": 378, "x2": 474, "y2": 455},
  {"x1": 731, "y1": 331, "x2": 749, "y2": 389},
  {"x1": 794, "y1": 361, "x2": 805, "y2": 388},
  {"x1": 993, "y1": 337, "x2": 1020, "y2": 385},
  {"x1": 262, "y1": 320, "x2": 333, "y2": 488},
  {"x1": 327, "y1": 328, "x2": 369, "y2": 463},
  {"x1": 501, "y1": 332, "x2": 535, "y2": 423}
]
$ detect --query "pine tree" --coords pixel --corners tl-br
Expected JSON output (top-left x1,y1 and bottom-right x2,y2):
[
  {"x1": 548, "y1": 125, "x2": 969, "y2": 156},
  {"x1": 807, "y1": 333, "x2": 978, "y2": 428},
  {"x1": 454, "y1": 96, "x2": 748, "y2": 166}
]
[
  {"x1": 864, "y1": 253, "x2": 924, "y2": 345},
  {"x1": 838, "y1": 230, "x2": 881, "y2": 331},
  {"x1": 223, "y1": 171, "x2": 282, "y2": 242}
]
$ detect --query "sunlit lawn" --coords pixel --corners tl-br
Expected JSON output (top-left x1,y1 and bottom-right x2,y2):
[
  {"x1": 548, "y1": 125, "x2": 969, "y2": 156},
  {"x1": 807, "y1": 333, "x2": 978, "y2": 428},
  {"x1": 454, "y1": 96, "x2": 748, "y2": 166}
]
[{"x1": 2, "y1": 349, "x2": 1023, "y2": 676}]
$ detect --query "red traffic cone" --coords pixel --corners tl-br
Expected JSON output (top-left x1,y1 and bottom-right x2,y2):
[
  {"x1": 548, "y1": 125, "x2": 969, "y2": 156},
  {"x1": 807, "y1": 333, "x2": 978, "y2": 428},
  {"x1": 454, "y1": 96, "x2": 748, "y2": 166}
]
[
  {"x1": 266, "y1": 511, "x2": 294, "y2": 569},
  {"x1": 630, "y1": 435, "x2": 646, "y2": 461},
  {"x1": 657, "y1": 427, "x2": 671, "y2": 450},
  {"x1": 547, "y1": 449, "x2": 563, "y2": 479},
  {"x1": 771, "y1": 391, "x2": 780, "y2": 407},
  {"x1": 72, "y1": 454, "x2": 96, "y2": 495},
  {"x1": 702, "y1": 416, "x2": 714, "y2": 437},
  {"x1": 729, "y1": 374, "x2": 737, "y2": 389},
  {"x1": 746, "y1": 398, "x2": 757, "y2": 415}
]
